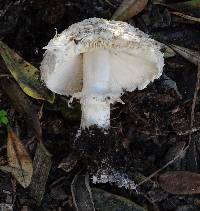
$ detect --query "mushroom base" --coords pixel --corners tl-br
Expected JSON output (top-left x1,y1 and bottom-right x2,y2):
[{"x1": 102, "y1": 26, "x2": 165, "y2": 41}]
[{"x1": 80, "y1": 97, "x2": 110, "y2": 129}]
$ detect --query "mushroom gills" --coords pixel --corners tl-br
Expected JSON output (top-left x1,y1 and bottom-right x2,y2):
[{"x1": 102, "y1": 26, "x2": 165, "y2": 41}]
[{"x1": 43, "y1": 53, "x2": 83, "y2": 95}]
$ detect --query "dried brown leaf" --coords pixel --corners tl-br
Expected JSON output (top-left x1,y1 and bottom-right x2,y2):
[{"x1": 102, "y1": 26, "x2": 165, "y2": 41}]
[
  {"x1": 153, "y1": 1, "x2": 200, "y2": 18},
  {"x1": 169, "y1": 44, "x2": 200, "y2": 66},
  {"x1": 71, "y1": 171, "x2": 95, "y2": 211},
  {"x1": 159, "y1": 171, "x2": 200, "y2": 195},
  {"x1": 0, "y1": 79, "x2": 42, "y2": 140},
  {"x1": 29, "y1": 142, "x2": 52, "y2": 205},
  {"x1": 1, "y1": 129, "x2": 33, "y2": 188},
  {"x1": 112, "y1": 0, "x2": 148, "y2": 21}
]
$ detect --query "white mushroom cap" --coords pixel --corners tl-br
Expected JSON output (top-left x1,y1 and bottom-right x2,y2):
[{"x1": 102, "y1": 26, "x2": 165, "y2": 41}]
[{"x1": 41, "y1": 17, "x2": 164, "y2": 102}]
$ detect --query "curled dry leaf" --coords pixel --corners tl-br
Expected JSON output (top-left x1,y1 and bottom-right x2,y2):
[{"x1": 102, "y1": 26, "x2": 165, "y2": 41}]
[
  {"x1": 170, "y1": 44, "x2": 200, "y2": 66},
  {"x1": 159, "y1": 171, "x2": 200, "y2": 195},
  {"x1": 71, "y1": 171, "x2": 95, "y2": 211},
  {"x1": 0, "y1": 41, "x2": 54, "y2": 103},
  {"x1": 111, "y1": 0, "x2": 148, "y2": 21},
  {"x1": 0, "y1": 129, "x2": 33, "y2": 188},
  {"x1": 29, "y1": 142, "x2": 52, "y2": 205}
]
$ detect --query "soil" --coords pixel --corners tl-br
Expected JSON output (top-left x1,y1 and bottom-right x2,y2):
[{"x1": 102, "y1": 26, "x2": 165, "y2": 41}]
[{"x1": 0, "y1": 0, "x2": 200, "y2": 211}]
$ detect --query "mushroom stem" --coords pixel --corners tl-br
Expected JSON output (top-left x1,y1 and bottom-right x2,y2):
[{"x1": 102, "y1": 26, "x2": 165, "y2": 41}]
[
  {"x1": 81, "y1": 49, "x2": 111, "y2": 128},
  {"x1": 81, "y1": 97, "x2": 110, "y2": 128}
]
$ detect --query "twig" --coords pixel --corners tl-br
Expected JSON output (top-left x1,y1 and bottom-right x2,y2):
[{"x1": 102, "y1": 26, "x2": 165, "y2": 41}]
[
  {"x1": 186, "y1": 63, "x2": 200, "y2": 168},
  {"x1": 137, "y1": 127, "x2": 200, "y2": 137},
  {"x1": 171, "y1": 11, "x2": 200, "y2": 24},
  {"x1": 104, "y1": 0, "x2": 115, "y2": 7},
  {"x1": 189, "y1": 63, "x2": 200, "y2": 144},
  {"x1": 0, "y1": 2, "x2": 13, "y2": 17},
  {"x1": 0, "y1": 74, "x2": 13, "y2": 79},
  {"x1": 135, "y1": 142, "x2": 187, "y2": 187}
]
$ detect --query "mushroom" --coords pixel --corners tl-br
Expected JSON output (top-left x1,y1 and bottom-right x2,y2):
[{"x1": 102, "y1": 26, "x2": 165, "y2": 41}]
[{"x1": 41, "y1": 18, "x2": 164, "y2": 129}]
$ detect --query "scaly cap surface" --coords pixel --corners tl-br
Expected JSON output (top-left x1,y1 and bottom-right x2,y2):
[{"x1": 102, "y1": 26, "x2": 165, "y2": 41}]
[{"x1": 41, "y1": 18, "x2": 164, "y2": 99}]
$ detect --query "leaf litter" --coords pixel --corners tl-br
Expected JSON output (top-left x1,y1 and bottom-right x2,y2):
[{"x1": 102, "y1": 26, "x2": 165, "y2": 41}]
[
  {"x1": 159, "y1": 171, "x2": 200, "y2": 195},
  {"x1": 0, "y1": 0, "x2": 200, "y2": 210},
  {"x1": 71, "y1": 171, "x2": 146, "y2": 211},
  {"x1": 0, "y1": 41, "x2": 54, "y2": 103},
  {"x1": 0, "y1": 129, "x2": 33, "y2": 188}
]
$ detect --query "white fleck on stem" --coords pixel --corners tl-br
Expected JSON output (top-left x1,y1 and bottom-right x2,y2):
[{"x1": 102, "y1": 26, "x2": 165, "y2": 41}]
[{"x1": 81, "y1": 49, "x2": 110, "y2": 128}]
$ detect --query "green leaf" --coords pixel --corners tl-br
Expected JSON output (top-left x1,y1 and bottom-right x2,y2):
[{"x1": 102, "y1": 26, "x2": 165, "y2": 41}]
[
  {"x1": 186, "y1": 0, "x2": 200, "y2": 7},
  {"x1": 0, "y1": 110, "x2": 9, "y2": 125},
  {"x1": 0, "y1": 109, "x2": 7, "y2": 117},
  {"x1": 0, "y1": 41, "x2": 55, "y2": 103},
  {"x1": 0, "y1": 116, "x2": 9, "y2": 125}
]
